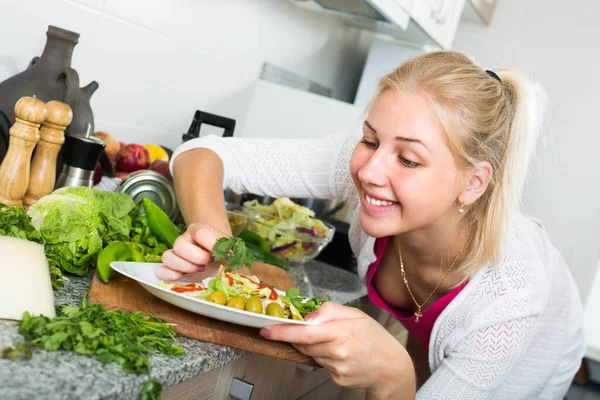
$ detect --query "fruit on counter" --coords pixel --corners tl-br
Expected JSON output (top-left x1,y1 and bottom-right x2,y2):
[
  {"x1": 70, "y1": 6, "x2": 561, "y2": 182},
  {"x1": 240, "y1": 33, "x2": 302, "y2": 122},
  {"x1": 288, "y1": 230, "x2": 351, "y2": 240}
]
[
  {"x1": 94, "y1": 131, "x2": 120, "y2": 161},
  {"x1": 161, "y1": 145, "x2": 174, "y2": 160},
  {"x1": 116, "y1": 144, "x2": 150, "y2": 173},
  {"x1": 93, "y1": 162, "x2": 102, "y2": 186},
  {"x1": 115, "y1": 171, "x2": 129, "y2": 180},
  {"x1": 144, "y1": 143, "x2": 169, "y2": 163},
  {"x1": 148, "y1": 160, "x2": 172, "y2": 181},
  {"x1": 142, "y1": 197, "x2": 180, "y2": 248},
  {"x1": 97, "y1": 241, "x2": 144, "y2": 283}
]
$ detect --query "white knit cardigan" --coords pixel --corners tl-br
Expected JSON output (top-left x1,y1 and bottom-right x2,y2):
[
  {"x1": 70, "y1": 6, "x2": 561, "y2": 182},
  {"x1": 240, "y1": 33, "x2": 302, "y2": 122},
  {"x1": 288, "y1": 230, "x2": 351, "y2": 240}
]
[{"x1": 172, "y1": 134, "x2": 585, "y2": 399}]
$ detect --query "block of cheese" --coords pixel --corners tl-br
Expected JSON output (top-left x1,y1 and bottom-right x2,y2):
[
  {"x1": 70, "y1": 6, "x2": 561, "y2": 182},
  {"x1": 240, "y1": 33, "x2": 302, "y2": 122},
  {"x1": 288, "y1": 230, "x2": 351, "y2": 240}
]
[{"x1": 0, "y1": 236, "x2": 56, "y2": 320}]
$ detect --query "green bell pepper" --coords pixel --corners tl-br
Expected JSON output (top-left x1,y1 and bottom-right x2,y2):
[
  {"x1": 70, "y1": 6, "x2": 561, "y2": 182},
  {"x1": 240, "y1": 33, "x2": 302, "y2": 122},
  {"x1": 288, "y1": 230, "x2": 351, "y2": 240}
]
[
  {"x1": 142, "y1": 198, "x2": 180, "y2": 249},
  {"x1": 97, "y1": 241, "x2": 145, "y2": 283}
]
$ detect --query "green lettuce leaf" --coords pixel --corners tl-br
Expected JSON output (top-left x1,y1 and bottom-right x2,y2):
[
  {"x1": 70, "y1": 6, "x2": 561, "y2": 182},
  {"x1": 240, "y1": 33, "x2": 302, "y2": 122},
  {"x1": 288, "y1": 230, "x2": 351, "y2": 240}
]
[{"x1": 28, "y1": 187, "x2": 136, "y2": 277}]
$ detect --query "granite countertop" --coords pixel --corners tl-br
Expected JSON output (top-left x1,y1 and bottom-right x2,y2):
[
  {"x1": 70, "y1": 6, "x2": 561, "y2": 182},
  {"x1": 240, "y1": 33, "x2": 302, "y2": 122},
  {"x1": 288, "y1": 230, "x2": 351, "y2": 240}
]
[{"x1": 0, "y1": 261, "x2": 367, "y2": 400}]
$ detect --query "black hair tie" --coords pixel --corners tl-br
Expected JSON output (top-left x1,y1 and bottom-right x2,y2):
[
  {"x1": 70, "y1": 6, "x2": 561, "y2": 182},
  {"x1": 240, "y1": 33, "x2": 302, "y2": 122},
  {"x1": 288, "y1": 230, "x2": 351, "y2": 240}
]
[{"x1": 486, "y1": 69, "x2": 502, "y2": 83}]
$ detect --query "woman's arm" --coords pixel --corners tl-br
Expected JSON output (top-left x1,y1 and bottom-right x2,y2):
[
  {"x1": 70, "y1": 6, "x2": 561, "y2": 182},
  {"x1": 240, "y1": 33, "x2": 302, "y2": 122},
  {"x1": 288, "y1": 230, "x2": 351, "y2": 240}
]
[
  {"x1": 169, "y1": 134, "x2": 360, "y2": 205},
  {"x1": 172, "y1": 147, "x2": 231, "y2": 234},
  {"x1": 416, "y1": 313, "x2": 540, "y2": 399}
]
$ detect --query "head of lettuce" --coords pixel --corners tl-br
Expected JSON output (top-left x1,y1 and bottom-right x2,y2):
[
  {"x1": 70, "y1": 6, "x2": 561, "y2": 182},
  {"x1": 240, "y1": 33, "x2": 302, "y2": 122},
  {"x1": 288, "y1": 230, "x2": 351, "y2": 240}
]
[{"x1": 28, "y1": 187, "x2": 136, "y2": 277}]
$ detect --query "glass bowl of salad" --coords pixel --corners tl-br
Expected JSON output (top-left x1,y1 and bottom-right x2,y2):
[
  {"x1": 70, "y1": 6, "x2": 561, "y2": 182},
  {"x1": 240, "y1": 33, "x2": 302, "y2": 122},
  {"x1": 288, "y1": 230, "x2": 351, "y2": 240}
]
[
  {"x1": 226, "y1": 203, "x2": 250, "y2": 237},
  {"x1": 242, "y1": 198, "x2": 336, "y2": 265}
]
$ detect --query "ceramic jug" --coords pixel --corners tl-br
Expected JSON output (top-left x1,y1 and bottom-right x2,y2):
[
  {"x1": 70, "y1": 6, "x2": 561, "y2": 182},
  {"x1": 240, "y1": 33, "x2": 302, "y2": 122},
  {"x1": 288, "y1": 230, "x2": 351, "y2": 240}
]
[{"x1": 0, "y1": 25, "x2": 98, "y2": 137}]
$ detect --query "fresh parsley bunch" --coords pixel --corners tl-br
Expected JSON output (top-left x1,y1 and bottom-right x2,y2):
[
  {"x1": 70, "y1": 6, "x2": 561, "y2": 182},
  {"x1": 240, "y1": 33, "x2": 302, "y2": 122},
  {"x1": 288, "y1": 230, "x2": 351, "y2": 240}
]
[{"x1": 9, "y1": 294, "x2": 183, "y2": 399}]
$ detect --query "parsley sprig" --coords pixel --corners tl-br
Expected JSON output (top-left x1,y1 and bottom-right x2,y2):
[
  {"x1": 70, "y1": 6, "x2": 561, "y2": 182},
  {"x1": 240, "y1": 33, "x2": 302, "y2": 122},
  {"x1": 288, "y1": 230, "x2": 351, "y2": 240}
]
[{"x1": 212, "y1": 237, "x2": 254, "y2": 272}]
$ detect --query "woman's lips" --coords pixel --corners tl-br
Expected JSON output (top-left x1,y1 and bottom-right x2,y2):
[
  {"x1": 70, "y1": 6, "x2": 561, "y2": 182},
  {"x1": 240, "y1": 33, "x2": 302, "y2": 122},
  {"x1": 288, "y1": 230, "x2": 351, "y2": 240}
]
[{"x1": 362, "y1": 191, "x2": 400, "y2": 213}]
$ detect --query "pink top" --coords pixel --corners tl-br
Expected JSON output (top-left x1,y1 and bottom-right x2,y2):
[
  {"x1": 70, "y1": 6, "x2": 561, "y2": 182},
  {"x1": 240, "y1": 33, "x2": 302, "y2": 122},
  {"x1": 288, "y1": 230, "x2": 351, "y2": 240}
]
[{"x1": 367, "y1": 237, "x2": 468, "y2": 351}]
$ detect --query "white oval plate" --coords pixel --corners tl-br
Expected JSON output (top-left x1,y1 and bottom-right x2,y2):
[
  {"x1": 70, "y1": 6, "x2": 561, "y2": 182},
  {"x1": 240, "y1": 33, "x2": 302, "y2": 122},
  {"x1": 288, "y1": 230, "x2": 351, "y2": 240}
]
[{"x1": 109, "y1": 261, "x2": 320, "y2": 329}]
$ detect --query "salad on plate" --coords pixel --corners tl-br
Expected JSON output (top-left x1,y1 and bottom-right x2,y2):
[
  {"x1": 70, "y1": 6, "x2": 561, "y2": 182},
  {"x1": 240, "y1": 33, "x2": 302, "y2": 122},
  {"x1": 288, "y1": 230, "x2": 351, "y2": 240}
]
[{"x1": 159, "y1": 265, "x2": 327, "y2": 321}]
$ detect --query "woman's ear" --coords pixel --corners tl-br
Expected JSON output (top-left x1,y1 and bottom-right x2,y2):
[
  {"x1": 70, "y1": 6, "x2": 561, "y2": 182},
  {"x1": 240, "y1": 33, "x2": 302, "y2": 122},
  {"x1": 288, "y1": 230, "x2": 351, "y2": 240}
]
[{"x1": 459, "y1": 161, "x2": 492, "y2": 206}]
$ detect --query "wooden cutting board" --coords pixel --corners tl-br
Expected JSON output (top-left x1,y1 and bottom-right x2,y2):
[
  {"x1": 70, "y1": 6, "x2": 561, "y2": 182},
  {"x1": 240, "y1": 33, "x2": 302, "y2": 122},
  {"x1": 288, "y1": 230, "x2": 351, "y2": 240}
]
[{"x1": 88, "y1": 262, "x2": 316, "y2": 366}]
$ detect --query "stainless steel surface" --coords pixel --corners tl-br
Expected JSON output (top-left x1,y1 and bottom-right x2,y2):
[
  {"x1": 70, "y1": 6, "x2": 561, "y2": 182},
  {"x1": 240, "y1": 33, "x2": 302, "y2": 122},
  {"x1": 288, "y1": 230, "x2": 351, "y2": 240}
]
[
  {"x1": 118, "y1": 170, "x2": 179, "y2": 221},
  {"x1": 55, "y1": 164, "x2": 94, "y2": 188},
  {"x1": 229, "y1": 378, "x2": 254, "y2": 400}
]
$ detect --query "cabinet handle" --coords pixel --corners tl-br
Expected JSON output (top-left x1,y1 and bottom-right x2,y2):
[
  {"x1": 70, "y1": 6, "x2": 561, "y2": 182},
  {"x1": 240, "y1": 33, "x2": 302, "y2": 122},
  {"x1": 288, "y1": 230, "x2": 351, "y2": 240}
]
[
  {"x1": 430, "y1": 0, "x2": 448, "y2": 24},
  {"x1": 296, "y1": 363, "x2": 316, "y2": 372},
  {"x1": 229, "y1": 378, "x2": 254, "y2": 400}
]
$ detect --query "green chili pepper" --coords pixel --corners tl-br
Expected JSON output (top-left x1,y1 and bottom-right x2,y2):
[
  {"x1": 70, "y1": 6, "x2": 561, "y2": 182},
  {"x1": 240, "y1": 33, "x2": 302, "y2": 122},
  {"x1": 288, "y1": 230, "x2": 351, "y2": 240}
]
[
  {"x1": 142, "y1": 198, "x2": 180, "y2": 249},
  {"x1": 245, "y1": 242, "x2": 290, "y2": 271},
  {"x1": 97, "y1": 241, "x2": 144, "y2": 283},
  {"x1": 237, "y1": 229, "x2": 270, "y2": 252}
]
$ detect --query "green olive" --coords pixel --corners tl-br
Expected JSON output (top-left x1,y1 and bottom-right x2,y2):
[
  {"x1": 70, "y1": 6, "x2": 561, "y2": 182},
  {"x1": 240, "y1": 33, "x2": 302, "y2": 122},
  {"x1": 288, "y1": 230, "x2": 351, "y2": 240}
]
[
  {"x1": 207, "y1": 291, "x2": 227, "y2": 305},
  {"x1": 245, "y1": 297, "x2": 263, "y2": 314},
  {"x1": 266, "y1": 303, "x2": 285, "y2": 318},
  {"x1": 226, "y1": 296, "x2": 246, "y2": 310}
]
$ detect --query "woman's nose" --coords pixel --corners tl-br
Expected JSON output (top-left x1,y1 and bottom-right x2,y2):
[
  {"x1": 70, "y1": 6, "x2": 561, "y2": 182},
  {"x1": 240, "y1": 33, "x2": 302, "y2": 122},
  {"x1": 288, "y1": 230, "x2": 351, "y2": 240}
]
[{"x1": 358, "y1": 152, "x2": 387, "y2": 187}]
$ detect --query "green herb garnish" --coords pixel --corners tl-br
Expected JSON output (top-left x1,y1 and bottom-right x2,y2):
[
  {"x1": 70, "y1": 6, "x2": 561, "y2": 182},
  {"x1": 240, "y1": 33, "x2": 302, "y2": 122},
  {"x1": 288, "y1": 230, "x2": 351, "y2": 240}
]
[
  {"x1": 12, "y1": 294, "x2": 183, "y2": 398},
  {"x1": 212, "y1": 237, "x2": 254, "y2": 272},
  {"x1": 285, "y1": 288, "x2": 329, "y2": 315}
]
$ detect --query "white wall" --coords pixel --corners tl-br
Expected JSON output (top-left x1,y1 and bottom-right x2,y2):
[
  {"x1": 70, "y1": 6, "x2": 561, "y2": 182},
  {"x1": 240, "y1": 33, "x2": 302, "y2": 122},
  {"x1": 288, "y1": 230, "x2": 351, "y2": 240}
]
[
  {"x1": 0, "y1": 0, "x2": 369, "y2": 150},
  {"x1": 453, "y1": 0, "x2": 600, "y2": 302}
]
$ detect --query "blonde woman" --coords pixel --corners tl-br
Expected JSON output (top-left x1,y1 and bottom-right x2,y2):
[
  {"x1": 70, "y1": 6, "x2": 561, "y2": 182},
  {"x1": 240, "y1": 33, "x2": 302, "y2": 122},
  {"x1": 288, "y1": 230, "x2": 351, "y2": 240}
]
[{"x1": 159, "y1": 51, "x2": 585, "y2": 399}]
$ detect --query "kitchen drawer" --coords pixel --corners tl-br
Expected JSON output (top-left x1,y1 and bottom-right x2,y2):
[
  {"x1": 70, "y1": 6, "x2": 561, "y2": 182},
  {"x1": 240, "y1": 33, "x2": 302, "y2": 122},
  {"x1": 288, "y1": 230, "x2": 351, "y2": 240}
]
[{"x1": 162, "y1": 353, "x2": 331, "y2": 400}]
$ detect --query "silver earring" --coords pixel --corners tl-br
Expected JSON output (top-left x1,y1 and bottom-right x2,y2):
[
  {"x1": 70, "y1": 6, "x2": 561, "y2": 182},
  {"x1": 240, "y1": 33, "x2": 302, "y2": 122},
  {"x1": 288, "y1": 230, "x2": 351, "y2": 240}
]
[{"x1": 459, "y1": 204, "x2": 465, "y2": 214}]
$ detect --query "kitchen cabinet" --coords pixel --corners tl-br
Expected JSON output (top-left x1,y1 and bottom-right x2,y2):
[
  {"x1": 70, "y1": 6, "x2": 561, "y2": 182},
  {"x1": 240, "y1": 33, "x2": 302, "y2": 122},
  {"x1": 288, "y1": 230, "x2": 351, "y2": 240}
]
[
  {"x1": 462, "y1": 0, "x2": 498, "y2": 25},
  {"x1": 288, "y1": 0, "x2": 467, "y2": 50},
  {"x1": 162, "y1": 299, "x2": 408, "y2": 400}
]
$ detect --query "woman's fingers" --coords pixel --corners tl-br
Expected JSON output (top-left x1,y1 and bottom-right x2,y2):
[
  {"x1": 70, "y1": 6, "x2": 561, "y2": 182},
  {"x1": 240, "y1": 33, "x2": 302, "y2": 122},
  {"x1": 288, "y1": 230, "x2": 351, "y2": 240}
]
[
  {"x1": 156, "y1": 264, "x2": 185, "y2": 281},
  {"x1": 261, "y1": 323, "x2": 338, "y2": 344},
  {"x1": 304, "y1": 301, "x2": 365, "y2": 323},
  {"x1": 188, "y1": 223, "x2": 223, "y2": 253},
  {"x1": 161, "y1": 249, "x2": 201, "y2": 274},
  {"x1": 173, "y1": 234, "x2": 212, "y2": 265}
]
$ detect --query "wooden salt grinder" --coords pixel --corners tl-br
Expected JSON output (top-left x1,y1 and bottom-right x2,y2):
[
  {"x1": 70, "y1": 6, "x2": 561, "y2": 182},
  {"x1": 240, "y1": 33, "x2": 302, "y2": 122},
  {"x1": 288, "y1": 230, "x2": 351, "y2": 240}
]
[
  {"x1": 23, "y1": 101, "x2": 72, "y2": 207},
  {"x1": 0, "y1": 97, "x2": 47, "y2": 206}
]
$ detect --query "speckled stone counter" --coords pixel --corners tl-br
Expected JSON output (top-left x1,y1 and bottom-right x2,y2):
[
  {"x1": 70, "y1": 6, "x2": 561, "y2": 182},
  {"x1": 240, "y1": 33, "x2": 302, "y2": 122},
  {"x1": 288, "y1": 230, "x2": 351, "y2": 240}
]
[{"x1": 0, "y1": 261, "x2": 366, "y2": 400}]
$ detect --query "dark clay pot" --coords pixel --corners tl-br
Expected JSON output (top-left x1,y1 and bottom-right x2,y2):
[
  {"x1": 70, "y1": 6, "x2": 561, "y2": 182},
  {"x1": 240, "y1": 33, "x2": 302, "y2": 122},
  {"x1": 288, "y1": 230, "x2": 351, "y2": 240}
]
[{"x1": 0, "y1": 25, "x2": 98, "y2": 136}]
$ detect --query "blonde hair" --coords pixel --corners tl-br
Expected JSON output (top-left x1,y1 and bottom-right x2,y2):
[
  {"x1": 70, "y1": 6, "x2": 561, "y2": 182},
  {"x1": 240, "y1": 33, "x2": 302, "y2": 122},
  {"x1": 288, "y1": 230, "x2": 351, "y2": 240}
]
[{"x1": 376, "y1": 51, "x2": 547, "y2": 275}]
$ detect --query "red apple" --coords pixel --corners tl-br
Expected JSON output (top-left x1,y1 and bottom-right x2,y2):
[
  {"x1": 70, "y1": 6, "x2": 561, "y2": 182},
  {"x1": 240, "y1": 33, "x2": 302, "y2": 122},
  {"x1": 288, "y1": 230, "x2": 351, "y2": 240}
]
[
  {"x1": 93, "y1": 162, "x2": 103, "y2": 185},
  {"x1": 119, "y1": 142, "x2": 126, "y2": 149},
  {"x1": 95, "y1": 131, "x2": 120, "y2": 160},
  {"x1": 149, "y1": 160, "x2": 172, "y2": 181},
  {"x1": 116, "y1": 144, "x2": 150, "y2": 173},
  {"x1": 115, "y1": 172, "x2": 129, "y2": 180}
]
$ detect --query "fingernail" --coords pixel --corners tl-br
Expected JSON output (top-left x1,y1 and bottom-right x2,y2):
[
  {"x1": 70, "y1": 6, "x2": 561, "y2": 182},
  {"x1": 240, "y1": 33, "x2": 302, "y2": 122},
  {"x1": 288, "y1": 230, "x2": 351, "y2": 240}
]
[
  {"x1": 197, "y1": 265, "x2": 205, "y2": 272},
  {"x1": 260, "y1": 328, "x2": 271, "y2": 338},
  {"x1": 305, "y1": 312, "x2": 320, "y2": 321}
]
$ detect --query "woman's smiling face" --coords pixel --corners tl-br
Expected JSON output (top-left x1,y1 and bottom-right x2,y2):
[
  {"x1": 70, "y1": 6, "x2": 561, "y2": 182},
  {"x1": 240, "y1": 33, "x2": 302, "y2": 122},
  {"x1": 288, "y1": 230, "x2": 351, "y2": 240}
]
[{"x1": 350, "y1": 90, "x2": 466, "y2": 238}]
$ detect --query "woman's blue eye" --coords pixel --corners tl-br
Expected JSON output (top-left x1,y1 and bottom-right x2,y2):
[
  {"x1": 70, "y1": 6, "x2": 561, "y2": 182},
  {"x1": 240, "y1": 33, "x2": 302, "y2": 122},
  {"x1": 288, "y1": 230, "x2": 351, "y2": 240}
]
[
  {"x1": 361, "y1": 139, "x2": 378, "y2": 150},
  {"x1": 399, "y1": 156, "x2": 420, "y2": 168}
]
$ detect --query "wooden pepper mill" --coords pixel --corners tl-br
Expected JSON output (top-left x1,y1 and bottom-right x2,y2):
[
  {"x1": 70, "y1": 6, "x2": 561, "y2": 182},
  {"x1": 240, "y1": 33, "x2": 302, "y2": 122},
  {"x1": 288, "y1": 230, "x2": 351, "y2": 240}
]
[
  {"x1": 0, "y1": 97, "x2": 47, "y2": 206},
  {"x1": 23, "y1": 100, "x2": 72, "y2": 207}
]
